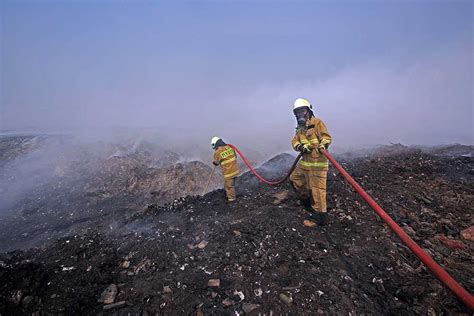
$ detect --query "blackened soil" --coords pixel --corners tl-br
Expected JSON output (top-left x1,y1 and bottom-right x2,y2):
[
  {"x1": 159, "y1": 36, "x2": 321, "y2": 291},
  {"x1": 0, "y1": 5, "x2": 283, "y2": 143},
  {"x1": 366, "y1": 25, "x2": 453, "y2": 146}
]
[{"x1": 1, "y1": 149, "x2": 473, "y2": 315}]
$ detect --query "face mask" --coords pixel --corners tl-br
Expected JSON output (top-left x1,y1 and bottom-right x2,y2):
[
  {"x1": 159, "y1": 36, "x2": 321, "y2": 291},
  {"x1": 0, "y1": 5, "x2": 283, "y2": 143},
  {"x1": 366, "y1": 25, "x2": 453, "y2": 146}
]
[{"x1": 294, "y1": 108, "x2": 308, "y2": 126}]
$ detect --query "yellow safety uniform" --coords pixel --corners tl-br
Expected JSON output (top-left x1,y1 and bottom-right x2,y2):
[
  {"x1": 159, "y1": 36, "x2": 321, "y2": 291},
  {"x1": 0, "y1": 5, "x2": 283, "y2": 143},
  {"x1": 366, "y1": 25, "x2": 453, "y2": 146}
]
[
  {"x1": 213, "y1": 145, "x2": 240, "y2": 201},
  {"x1": 290, "y1": 116, "x2": 332, "y2": 212}
]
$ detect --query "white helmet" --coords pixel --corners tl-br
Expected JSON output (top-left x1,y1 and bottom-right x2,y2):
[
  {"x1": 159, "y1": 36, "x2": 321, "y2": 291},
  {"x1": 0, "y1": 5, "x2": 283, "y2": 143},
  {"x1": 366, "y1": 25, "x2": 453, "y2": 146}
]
[
  {"x1": 211, "y1": 136, "x2": 221, "y2": 149},
  {"x1": 293, "y1": 98, "x2": 312, "y2": 111}
]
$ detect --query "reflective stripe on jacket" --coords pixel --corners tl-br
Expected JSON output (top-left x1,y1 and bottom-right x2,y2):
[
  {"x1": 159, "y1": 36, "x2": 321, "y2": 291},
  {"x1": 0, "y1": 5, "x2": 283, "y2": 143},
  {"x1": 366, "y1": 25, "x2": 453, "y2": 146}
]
[
  {"x1": 213, "y1": 145, "x2": 240, "y2": 179},
  {"x1": 291, "y1": 116, "x2": 332, "y2": 171}
]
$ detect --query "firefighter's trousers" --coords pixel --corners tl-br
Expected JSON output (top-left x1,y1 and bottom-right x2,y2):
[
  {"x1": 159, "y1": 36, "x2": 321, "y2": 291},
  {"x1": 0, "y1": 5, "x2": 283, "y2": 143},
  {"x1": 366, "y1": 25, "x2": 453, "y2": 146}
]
[
  {"x1": 224, "y1": 177, "x2": 236, "y2": 201},
  {"x1": 290, "y1": 165, "x2": 327, "y2": 212}
]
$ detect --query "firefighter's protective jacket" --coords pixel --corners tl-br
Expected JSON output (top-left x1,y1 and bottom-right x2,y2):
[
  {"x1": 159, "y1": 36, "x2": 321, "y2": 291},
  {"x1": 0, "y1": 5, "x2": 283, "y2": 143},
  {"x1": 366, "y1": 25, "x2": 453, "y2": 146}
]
[
  {"x1": 291, "y1": 116, "x2": 332, "y2": 171},
  {"x1": 213, "y1": 145, "x2": 240, "y2": 179}
]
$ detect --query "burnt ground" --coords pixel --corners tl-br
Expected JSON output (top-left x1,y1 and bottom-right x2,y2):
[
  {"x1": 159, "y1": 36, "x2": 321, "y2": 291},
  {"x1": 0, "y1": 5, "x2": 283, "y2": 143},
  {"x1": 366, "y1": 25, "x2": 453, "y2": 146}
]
[
  {"x1": 0, "y1": 147, "x2": 473, "y2": 315},
  {"x1": 0, "y1": 135, "x2": 222, "y2": 252}
]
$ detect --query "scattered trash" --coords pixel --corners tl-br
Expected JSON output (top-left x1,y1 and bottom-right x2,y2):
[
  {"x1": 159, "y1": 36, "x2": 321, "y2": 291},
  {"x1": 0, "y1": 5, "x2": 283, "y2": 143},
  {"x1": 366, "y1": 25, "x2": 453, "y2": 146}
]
[
  {"x1": 134, "y1": 258, "x2": 151, "y2": 274},
  {"x1": 435, "y1": 235, "x2": 466, "y2": 250},
  {"x1": 103, "y1": 301, "x2": 126, "y2": 310},
  {"x1": 10, "y1": 290, "x2": 23, "y2": 306},
  {"x1": 279, "y1": 293, "x2": 293, "y2": 305},
  {"x1": 460, "y1": 226, "x2": 474, "y2": 241},
  {"x1": 242, "y1": 303, "x2": 260, "y2": 313},
  {"x1": 98, "y1": 284, "x2": 117, "y2": 305},
  {"x1": 208, "y1": 279, "x2": 220, "y2": 287},
  {"x1": 254, "y1": 288, "x2": 263, "y2": 297},
  {"x1": 234, "y1": 290, "x2": 245, "y2": 302},
  {"x1": 272, "y1": 190, "x2": 289, "y2": 205},
  {"x1": 197, "y1": 240, "x2": 209, "y2": 249},
  {"x1": 222, "y1": 298, "x2": 235, "y2": 306},
  {"x1": 303, "y1": 220, "x2": 317, "y2": 227},
  {"x1": 61, "y1": 266, "x2": 75, "y2": 272},
  {"x1": 163, "y1": 285, "x2": 172, "y2": 294}
]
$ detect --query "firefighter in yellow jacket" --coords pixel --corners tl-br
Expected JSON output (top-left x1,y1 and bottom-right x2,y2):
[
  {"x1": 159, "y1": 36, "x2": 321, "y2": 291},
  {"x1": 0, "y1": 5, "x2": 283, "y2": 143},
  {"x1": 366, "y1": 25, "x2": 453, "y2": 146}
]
[
  {"x1": 211, "y1": 137, "x2": 240, "y2": 202},
  {"x1": 290, "y1": 98, "x2": 332, "y2": 225}
]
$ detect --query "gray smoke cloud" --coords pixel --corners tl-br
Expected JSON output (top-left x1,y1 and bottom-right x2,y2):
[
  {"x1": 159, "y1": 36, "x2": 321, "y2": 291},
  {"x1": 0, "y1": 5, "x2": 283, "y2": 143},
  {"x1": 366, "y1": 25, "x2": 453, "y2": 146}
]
[
  {"x1": 223, "y1": 42, "x2": 473, "y2": 153},
  {"x1": 2, "y1": 43, "x2": 471, "y2": 157}
]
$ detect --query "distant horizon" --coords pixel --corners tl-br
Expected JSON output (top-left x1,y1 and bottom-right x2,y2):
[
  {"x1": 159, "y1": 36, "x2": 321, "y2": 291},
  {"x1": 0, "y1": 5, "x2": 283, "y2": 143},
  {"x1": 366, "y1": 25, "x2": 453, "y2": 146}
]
[{"x1": 1, "y1": 127, "x2": 472, "y2": 152}]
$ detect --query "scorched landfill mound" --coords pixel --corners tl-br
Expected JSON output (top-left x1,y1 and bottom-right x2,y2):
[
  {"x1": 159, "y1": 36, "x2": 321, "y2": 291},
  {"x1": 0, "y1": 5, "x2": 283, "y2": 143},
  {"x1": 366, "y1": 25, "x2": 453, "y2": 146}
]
[{"x1": 0, "y1": 135, "x2": 473, "y2": 315}]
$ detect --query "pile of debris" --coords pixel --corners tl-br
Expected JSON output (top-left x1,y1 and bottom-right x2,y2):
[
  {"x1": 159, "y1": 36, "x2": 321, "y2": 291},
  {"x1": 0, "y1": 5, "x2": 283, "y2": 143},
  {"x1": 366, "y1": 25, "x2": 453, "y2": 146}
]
[
  {"x1": 0, "y1": 135, "x2": 222, "y2": 252},
  {"x1": 0, "y1": 144, "x2": 472, "y2": 314}
]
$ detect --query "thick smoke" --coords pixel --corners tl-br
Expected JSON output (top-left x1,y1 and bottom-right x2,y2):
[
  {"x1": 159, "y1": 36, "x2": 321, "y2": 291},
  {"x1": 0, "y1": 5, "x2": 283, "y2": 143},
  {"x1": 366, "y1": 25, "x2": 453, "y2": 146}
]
[
  {"x1": 223, "y1": 42, "x2": 473, "y2": 152},
  {"x1": 2, "y1": 44, "x2": 471, "y2": 156}
]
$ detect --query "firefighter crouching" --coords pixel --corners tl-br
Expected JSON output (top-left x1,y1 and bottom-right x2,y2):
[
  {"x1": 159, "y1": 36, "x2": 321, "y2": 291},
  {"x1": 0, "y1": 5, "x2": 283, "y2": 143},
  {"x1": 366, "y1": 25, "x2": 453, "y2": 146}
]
[
  {"x1": 290, "y1": 98, "x2": 332, "y2": 225},
  {"x1": 211, "y1": 137, "x2": 240, "y2": 202}
]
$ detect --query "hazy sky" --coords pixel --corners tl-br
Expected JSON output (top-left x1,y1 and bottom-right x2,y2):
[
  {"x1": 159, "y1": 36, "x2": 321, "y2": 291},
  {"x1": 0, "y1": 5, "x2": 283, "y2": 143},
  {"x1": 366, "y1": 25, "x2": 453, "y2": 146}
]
[{"x1": 1, "y1": 0, "x2": 473, "y2": 149}]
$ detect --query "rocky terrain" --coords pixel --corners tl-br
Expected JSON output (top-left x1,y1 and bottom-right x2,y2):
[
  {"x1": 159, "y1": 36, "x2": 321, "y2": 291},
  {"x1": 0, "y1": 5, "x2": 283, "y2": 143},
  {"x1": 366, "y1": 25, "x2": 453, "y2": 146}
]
[{"x1": 0, "y1": 137, "x2": 473, "y2": 315}]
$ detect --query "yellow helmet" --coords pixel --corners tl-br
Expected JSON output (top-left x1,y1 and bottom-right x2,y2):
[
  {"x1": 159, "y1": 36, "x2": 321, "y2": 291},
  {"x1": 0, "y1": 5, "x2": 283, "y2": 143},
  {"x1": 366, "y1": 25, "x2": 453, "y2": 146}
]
[
  {"x1": 293, "y1": 98, "x2": 312, "y2": 111},
  {"x1": 211, "y1": 136, "x2": 221, "y2": 149}
]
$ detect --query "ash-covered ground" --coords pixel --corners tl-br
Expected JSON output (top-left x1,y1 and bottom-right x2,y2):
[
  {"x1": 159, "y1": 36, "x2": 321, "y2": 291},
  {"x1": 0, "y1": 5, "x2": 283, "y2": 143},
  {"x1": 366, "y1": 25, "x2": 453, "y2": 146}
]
[
  {"x1": 0, "y1": 137, "x2": 473, "y2": 315},
  {"x1": 0, "y1": 135, "x2": 226, "y2": 252}
]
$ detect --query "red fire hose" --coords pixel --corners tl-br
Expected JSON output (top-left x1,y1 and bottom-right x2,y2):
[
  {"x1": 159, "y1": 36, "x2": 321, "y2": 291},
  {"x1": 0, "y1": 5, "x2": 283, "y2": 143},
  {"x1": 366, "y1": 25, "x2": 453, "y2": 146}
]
[
  {"x1": 228, "y1": 144, "x2": 302, "y2": 185},
  {"x1": 227, "y1": 143, "x2": 474, "y2": 310},
  {"x1": 320, "y1": 149, "x2": 474, "y2": 310}
]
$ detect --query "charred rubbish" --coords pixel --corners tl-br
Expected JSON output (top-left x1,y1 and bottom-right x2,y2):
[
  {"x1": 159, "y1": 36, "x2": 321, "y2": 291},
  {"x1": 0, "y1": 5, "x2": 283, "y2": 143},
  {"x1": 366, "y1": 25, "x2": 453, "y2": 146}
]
[{"x1": 0, "y1": 142, "x2": 473, "y2": 314}]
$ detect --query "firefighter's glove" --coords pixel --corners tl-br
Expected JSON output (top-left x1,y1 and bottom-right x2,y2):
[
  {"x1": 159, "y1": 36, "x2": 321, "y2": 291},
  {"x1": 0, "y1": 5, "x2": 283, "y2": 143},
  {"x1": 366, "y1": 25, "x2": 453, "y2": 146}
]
[
  {"x1": 296, "y1": 144, "x2": 312, "y2": 153},
  {"x1": 301, "y1": 144, "x2": 312, "y2": 153},
  {"x1": 318, "y1": 144, "x2": 326, "y2": 153},
  {"x1": 212, "y1": 161, "x2": 219, "y2": 166},
  {"x1": 296, "y1": 144, "x2": 310, "y2": 153}
]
